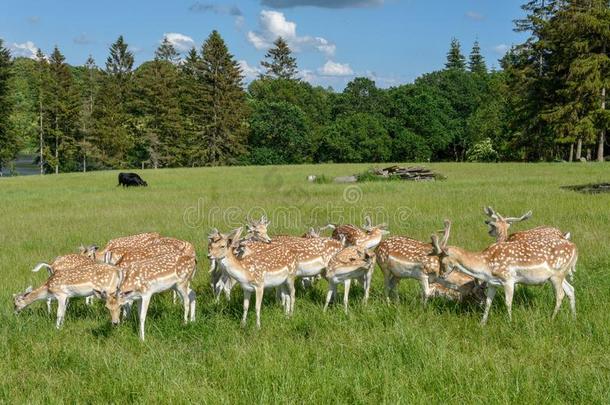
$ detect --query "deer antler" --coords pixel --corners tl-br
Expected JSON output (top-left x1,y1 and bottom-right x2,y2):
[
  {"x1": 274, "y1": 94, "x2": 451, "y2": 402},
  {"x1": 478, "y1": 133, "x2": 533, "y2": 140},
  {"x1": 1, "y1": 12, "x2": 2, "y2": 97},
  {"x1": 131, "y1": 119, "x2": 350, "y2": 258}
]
[
  {"x1": 505, "y1": 210, "x2": 532, "y2": 224},
  {"x1": 362, "y1": 215, "x2": 373, "y2": 230},
  {"x1": 440, "y1": 219, "x2": 451, "y2": 246},
  {"x1": 484, "y1": 206, "x2": 503, "y2": 221},
  {"x1": 430, "y1": 234, "x2": 444, "y2": 255}
]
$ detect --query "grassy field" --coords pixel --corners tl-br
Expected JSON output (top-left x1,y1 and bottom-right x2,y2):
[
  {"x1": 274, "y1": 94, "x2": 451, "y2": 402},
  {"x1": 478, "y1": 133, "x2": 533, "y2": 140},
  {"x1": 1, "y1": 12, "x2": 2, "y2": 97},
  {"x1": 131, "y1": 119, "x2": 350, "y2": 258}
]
[{"x1": 1, "y1": 163, "x2": 609, "y2": 403}]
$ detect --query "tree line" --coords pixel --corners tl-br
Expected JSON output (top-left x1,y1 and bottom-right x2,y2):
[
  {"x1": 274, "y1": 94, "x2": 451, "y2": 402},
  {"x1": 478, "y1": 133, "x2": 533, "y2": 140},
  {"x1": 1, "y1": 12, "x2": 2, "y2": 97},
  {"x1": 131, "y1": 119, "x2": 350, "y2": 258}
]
[{"x1": 0, "y1": 0, "x2": 608, "y2": 174}]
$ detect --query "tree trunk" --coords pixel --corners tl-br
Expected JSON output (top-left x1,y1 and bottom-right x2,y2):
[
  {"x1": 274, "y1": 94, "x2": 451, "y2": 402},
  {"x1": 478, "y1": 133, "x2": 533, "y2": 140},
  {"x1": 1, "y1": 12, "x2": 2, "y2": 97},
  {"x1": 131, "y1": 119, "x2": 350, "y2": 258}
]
[
  {"x1": 83, "y1": 154, "x2": 87, "y2": 173},
  {"x1": 597, "y1": 85, "x2": 606, "y2": 162},
  {"x1": 569, "y1": 143, "x2": 574, "y2": 162},
  {"x1": 586, "y1": 148, "x2": 592, "y2": 161},
  {"x1": 576, "y1": 138, "x2": 582, "y2": 160}
]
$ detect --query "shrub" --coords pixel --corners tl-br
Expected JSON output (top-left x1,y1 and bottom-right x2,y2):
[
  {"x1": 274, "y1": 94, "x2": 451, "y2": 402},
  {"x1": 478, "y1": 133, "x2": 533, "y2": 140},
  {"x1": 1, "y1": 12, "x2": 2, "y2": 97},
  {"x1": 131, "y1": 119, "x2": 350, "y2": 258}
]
[{"x1": 466, "y1": 138, "x2": 499, "y2": 162}]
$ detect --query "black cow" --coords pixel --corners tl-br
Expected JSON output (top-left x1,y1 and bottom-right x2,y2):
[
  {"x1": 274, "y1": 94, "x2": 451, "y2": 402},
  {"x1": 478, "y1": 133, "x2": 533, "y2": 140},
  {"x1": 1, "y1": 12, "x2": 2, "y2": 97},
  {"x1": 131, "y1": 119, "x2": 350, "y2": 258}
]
[{"x1": 118, "y1": 172, "x2": 148, "y2": 187}]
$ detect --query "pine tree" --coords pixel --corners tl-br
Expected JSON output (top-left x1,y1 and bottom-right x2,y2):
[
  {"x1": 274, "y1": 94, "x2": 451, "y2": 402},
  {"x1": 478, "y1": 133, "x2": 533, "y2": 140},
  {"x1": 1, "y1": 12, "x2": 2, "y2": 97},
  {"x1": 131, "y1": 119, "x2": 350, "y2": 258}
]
[
  {"x1": 45, "y1": 46, "x2": 80, "y2": 173},
  {"x1": 445, "y1": 38, "x2": 466, "y2": 70},
  {"x1": 0, "y1": 39, "x2": 17, "y2": 175},
  {"x1": 179, "y1": 47, "x2": 203, "y2": 165},
  {"x1": 260, "y1": 37, "x2": 298, "y2": 80},
  {"x1": 197, "y1": 30, "x2": 248, "y2": 165},
  {"x1": 155, "y1": 37, "x2": 180, "y2": 64},
  {"x1": 132, "y1": 58, "x2": 184, "y2": 168},
  {"x1": 93, "y1": 36, "x2": 135, "y2": 167},
  {"x1": 468, "y1": 41, "x2": 487, "y2": 74}
]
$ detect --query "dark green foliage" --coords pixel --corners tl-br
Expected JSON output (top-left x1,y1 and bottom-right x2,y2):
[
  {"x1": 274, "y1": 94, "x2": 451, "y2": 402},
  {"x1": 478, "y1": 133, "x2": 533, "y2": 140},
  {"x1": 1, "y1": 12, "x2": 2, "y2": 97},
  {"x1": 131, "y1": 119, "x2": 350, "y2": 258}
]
[
  {"x1": 249, "y1": 100, "x2": 310, "y2": 164},
  {"x1": 0, "y1": 39, "x2": 18, "y2": 172},
  {"x1": 445, "y1": 38, "x2": 466, "y2": 70},
  {"x1": 260, "y1": 37, "x2": 298, "y2": 80},
  {"x1": 155, "y1": 37, "x2": 180, "y2": 64},
  {"x1": 468, "y1": 41, "x2": 487, "y2": 74},
  {"x1": 317, "y1": 113, "x2": 391, "y2": 163},
  {"x1": 195, "y1": 31, "x2": 248, "y2": 166}
]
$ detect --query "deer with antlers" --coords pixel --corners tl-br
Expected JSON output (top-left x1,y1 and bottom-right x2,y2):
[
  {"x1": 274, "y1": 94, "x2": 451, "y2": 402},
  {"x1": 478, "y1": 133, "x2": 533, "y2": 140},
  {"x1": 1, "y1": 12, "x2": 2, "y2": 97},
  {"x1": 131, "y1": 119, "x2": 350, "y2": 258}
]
[
  {"x1": 483, "y1": 207, "x2": 570, "y2": 243},
  {"x1": 430, "y1": 220, "x2": 577, "y2": 324},
  {"x1": 324, "y1": 245, "x2": 376, "y2": 313},
  {"x1": 207, "y1": 227, "x2": 297, "y2": 328},
  {"x1": 102, "y1": 251, "x2": 197, "y2": 340},
  {"x1": 14, "y1": 263, "x2": 123, "y2": 329},
  {"x1": 330, "y1": 216, "x2": 389, "y2": 249}
]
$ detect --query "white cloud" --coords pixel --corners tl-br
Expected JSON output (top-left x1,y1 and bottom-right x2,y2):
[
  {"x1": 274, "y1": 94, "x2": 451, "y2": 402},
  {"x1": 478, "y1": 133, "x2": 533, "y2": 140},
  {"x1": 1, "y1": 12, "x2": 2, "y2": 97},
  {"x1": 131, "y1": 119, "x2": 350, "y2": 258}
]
[
  {"x1": 163, "y1": 33, "x2": 195, "y2": 52},
  {"x1": 9, "y1": 41, "x2": 38, "y2": 59},
  {"x1": 318, "y1": 60, "x2": 353, "y2": 76},
  {"x1": 238, "y1": 60, "x2": 262, "y2": 81},
  {"x1": 261, "y1": 0, "x2": 383, "y2": 8},
  {"x1": 247, "y1": 10, "x2": 336, "y2": 57},
  {"x1": 493, "y1": 44, "x2": 509, "y2": 54},
  {"x1": 465, "y1": 11, "x2": 484, "y2": 21}
]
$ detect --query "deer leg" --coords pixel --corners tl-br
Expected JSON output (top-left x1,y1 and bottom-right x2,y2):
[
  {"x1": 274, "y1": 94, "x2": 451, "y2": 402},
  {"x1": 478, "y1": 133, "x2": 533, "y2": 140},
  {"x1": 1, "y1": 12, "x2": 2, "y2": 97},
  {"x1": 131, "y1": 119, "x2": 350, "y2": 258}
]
[
  {"x1": 55, "y1": 295, "x2": 68, "y2": 329},
  {"x1": 503, "y1": 282, "x2": 515, "y2": 322},
  {"x1": 85, "y1": 296, "x2": 93, "y2": 306},
  {"x1": 241, "y1": 290, "x2": 251, "y2": 327},
  {"x1": 122, "y1": 301, "x2": 132, "y2": 320},
  {"x1": 551, "y1": 276, "x2": 566, "y2": 319},
  {"x1": 288, "y1": 277, "x2": 296, "y2": 315},
  {"x1": 562, "y1": 280, "x2": 576, "y2": 319},
  {"x1": 324, "y1": 282, "x2": 337, "y2": 312},
  {"x1": 175, "y1": 283, "x2": 190, "y2": 324},
  {"x1": 138, "y1": 295, "x2": 152, "y2": 341},
  {"x1": 481, "y1": 286, "x2": 497, "y2": 325},
  {"x1": 420, "y1": 275, "x2": 431, "y2": 306},
  {"x1": 47, "y1": 298, "x2": 52, "y2": 315},
  {"x1": 363, "y1": 267, "x2": 374, "y2": 305},
  {"x1": 188, "y1": 287, "x2": 196, "y2": 322},
  {"x1": 343, "y1": 279, "x2": 352, "y2": 314},
  {"x1": 254, "y1": 286, "x2": 264, "y2": 329}
]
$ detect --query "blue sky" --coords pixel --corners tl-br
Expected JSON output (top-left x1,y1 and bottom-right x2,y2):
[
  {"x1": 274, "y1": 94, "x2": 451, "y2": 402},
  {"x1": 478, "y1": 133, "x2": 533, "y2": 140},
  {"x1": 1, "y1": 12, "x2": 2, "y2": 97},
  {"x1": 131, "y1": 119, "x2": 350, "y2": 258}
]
[{"x1": 0, "y1": 0, "x2": 527, "y2": 89}]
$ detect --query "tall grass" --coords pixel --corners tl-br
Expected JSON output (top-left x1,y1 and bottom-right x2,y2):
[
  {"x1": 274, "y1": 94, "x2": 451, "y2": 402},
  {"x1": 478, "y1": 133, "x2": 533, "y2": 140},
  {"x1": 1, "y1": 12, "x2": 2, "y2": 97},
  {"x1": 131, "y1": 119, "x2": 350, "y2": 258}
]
[{"x1": 1, "y1": 163, "x2": 609, "y2": 403}]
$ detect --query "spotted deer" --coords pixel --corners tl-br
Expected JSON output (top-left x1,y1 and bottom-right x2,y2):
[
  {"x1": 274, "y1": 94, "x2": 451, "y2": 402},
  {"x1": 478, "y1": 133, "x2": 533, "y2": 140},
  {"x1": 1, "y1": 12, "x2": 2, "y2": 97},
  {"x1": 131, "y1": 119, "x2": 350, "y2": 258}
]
[
  {"x1": 324, "y1": 246, "x2": 376, "y2": 313},
  {"x1": 375, "y1": 222, "x2": 481, "y2": 304},
  {"x1": 14, "y1": 263, "x2": 123, "y2": 329},
  {"x1": 102, "y1": 252, "x2": 197, "y2": 340},
  {"x1": 330, "y1": 216, "x2": 389, "y2": 249},
  {"x1": 207, "y1": 227, "x2": 297, "y2": 328},
  {"x1": 483, "y1": 207, "x2": 570, "y2": 243},
  {"x1": 430, "y1": 220, "x2": 577, "y2": 324}
]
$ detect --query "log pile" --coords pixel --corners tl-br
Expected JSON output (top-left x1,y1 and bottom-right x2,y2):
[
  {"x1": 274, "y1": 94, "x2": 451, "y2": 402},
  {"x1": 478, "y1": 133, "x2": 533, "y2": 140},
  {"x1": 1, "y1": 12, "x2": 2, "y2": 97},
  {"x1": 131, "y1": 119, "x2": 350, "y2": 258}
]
[{"x1": 370, "y1": 165, "x2": 439, "y2": 181}]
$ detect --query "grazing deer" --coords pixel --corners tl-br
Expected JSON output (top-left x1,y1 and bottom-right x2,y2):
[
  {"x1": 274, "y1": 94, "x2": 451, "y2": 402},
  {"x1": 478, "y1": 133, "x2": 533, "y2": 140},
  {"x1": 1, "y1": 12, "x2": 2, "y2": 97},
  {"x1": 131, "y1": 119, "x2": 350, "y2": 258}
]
[
  {"x1": 483, "y1": 207, "x2": 569, "y2": 243},
  {"x1": 375, "y1": 223, "x2": 483, "y2": 304},
  {"x1": 324, "y1": 246, "x2": 376, "y2": 313},
  {"x1": 14, "y1": 263, "x2": 123, "y2": 329},
  {"x1": 430, "y1": 220, "x2": 577, "y2": 324},
  {"x1": 102, "y1": 252, "x2": 197, "y2": 340},
  {"x1": 207, "y1": 227, "x2": 297, "y2": 328},
  {"x1": 330, "y1": 216, "x2": 389, "y2": 249}
]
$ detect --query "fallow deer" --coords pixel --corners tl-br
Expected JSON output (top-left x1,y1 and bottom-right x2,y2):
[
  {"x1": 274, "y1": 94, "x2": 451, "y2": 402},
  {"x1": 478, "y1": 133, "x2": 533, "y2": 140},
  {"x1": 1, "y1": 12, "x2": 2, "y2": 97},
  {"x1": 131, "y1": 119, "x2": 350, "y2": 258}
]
[
  {"x1": 14, "y1": 263, "x2": 123, "y2": 329},
  {"x1": 330, "y1": 216, "x2": 389, "y2": 249},
  {"x1": 430, "y1": 220, "x2": 577, "y2": 324},
  {"x1": 483, "y1": 207, "x2": 569, "y2": 243},
  {"x1": 102, "y1": 252, "x2": 197, "y2": 340},
  {"x1": 324, "y1": 246, "x2": 376, "y2": 313},
  {"x1": 375, "y1": 225, "x2": 481, "y2": 304},
  {"x1": 207, "y1": 227, "x2": 297, "y2": 328}
]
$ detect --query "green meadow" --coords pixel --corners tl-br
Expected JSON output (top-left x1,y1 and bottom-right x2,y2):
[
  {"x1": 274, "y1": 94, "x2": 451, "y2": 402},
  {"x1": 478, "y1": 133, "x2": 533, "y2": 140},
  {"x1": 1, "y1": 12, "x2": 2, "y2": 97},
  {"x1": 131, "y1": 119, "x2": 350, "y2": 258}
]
[{"x1": 1, "y1": 163, "x2": 609, "y2": 403}]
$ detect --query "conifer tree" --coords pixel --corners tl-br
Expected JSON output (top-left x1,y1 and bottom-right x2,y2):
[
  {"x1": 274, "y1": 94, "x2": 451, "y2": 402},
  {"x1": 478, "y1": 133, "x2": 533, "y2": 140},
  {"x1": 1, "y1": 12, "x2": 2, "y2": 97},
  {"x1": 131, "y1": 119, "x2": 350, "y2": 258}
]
[
  {"x1": 93, "y1": 36, "x2": 135, "y2": 167},
  {"x1": 0, "y1": 39, "x2": 17, "y2": 175},
  {"x1": 155, "y1": 37, "x2": 180, "y2": 64},
  {"x1": 468, "y1": 41, "x2": 487, "y2": 74},
  {"x1": 33, "y1": 48, "x2": 49, "y2": 174},
  {"x1": 45, "y1": 46, "x2": 80, "y2": 173},
  {"x1": 260, "y1": 37, "x2": 298, "y2": 80},
  {"x1": 445, "y1": 38, "x2": 466, "y2": 70},
  {"x1": 79, "y1": 56, "x2": 100, "y2": 171},
  {"x1": 197, "y1": 30, "x2": 248, "y2": 165}
]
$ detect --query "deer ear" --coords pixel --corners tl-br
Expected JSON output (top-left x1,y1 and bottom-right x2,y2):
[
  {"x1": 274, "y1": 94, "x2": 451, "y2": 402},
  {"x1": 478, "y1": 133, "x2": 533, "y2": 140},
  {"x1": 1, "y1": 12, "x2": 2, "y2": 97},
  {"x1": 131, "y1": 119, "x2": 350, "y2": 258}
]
[{"x1": 25, "y1": 286, "x2": 33, "y2": 294}]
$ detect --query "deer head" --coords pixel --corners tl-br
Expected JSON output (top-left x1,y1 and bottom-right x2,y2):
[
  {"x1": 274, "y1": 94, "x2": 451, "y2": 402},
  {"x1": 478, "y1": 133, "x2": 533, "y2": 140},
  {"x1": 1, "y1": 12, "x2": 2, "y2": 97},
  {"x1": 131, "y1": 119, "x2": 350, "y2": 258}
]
[
  {"x1": 484, "y1": 207, "x2": 532, "y2": 242},
  {"x1": 246, "y1": 215, "x2": 271, "y2": 243},
  {"x1": 13, "y1": 286, "x2": 33, "y2": 313}
]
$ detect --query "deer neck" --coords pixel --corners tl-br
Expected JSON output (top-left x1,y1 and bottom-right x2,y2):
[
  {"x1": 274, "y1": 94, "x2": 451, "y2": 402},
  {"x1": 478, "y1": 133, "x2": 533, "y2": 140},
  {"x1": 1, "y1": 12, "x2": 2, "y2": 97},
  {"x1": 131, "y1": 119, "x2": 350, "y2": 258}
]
[
  {"x1": 495, "y1": 225, "x2": 509, "y2": 243},
  {"x1": 448, "y1": 247, "x2": 491, "y2": 280},
  {"x1": 23, "y1": 285, "x2": 50, "y2": 306},
  {"x1": 220, "y1": 248, "x2": 251, "y2": 284}
]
